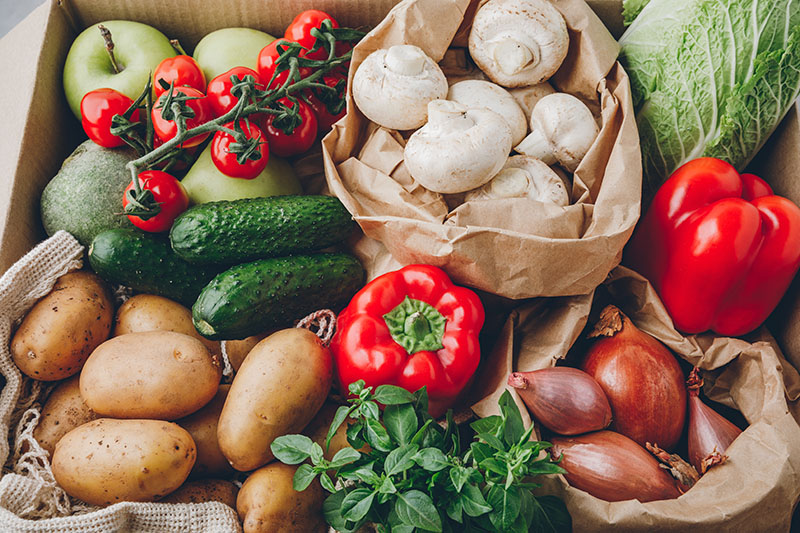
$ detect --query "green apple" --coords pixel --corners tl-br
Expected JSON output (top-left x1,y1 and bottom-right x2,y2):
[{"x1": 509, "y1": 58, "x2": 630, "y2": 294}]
[
  {"x1": 192, "y1": 28, "x2": 275, "y2": 83},
  {"x1": 181, "y1": 143, "x2": 302, "y2": 204},
  {"x1": 63, "y1": 20, "x2": 176, "y2": 119}
]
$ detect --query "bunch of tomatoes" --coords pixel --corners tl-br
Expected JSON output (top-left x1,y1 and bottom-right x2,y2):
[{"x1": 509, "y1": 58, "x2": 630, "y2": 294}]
[{"x1": 78, "y1": 10, "x2": 349, "y2": 233}]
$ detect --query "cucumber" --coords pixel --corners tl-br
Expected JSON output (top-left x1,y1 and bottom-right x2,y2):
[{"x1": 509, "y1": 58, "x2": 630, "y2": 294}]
[
  {"x1": 88, "y1": 229, "x2": 221, "y2": 307},
  {"x1": 193, "y1": 253, "x2": 365, "y2": 340},
  {"x1": 169, "y1": 195, "x2": 355, "y2": 265}
]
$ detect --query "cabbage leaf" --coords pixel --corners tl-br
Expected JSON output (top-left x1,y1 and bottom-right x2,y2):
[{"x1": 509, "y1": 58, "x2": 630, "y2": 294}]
[{"x1": 619, "y1": 0, "x2": 800, "y2": 198}]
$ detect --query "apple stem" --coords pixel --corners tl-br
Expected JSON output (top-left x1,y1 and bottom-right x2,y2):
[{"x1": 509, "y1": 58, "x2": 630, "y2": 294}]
[
  {"x1": 170, "y1": 39, "x2": 187, "y2": 56},
  {"x1": 98, "y1": 24, "x2": 122, "y2": 74}
]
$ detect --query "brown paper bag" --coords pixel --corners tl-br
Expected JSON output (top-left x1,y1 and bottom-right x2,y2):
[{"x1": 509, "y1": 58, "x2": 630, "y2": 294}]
[
  {"x1": 322, "y1": 0, "x2": 642, "y2": 299},
  {"x1": 472, "y1": 266, "x2": 800, "y2": 532}
]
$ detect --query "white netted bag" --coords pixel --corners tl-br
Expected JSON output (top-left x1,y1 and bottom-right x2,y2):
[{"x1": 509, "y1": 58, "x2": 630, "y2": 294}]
[{"x1": 0, "y1": 231, "x2": 242, "y2": 532}]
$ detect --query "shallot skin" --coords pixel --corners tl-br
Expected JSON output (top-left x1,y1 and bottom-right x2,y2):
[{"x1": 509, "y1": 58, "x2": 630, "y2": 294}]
[
  {"x1": 552, "y1": 430, "x2": 682, "y2": 502},
  {"x1": 508, "y1": 367, "x2": 612, "y2": 435},
  {"x1": 687, "y1": 368, "x2": 743, "y2": 473},
  {"x1": 582, "y1": 305, "x2": 687, "y2": 450}
]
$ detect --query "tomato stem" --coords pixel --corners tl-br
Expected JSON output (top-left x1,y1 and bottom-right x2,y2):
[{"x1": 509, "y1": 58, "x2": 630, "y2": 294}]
[{"x1": 98, "y1": 25, "x2": 121, "y2": 74}]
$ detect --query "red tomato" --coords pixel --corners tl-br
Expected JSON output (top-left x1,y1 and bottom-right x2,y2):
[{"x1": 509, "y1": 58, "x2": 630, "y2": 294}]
[
  {"x1": 307, "y1": 70, "x2": 347, "y2": 132},
  {"x1": 269, "y1": 66, "x2": 313, "y2": 91},
  {"x1": 153, "y1": 55, "x2": 206, "y2": 97},
  {"x1": 210, "y1": 120, "x2": 269, "y2": 180},
  {"x1": 206, "y1": 66, "x2": 263, "y2": 118},
  {"x1": 80, "y1": 89, "x2": 140, "y2": 148},
  {"x1": 152, "y1": 86, "x2": 212, "y2": 148},
  {"x1": 285, "y1": 10, "x2": 339, "y2": 54},
  {"x1": 262, "y1": 98, "x2": 318, "y2": 157},
  {"x1": 122, "y1": 170, "x2": 189, "y2": 232},
  {"x1": 257, "y1": 40, "x2": 290, "y2": 86}
]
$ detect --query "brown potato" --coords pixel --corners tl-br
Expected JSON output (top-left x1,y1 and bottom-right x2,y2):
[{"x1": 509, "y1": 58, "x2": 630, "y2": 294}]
[
  {"x1": 52, "y1": 418, "x2": 195, "y2": 506},
  {"x1": 237, "y1": 463, "x2": 326, "y2": 533},
  {"x1": 177, "y1": 384, "x2": 234, "y2": 478},
  {"x1": 161, "y1": 479, "x2": 238, "y2": 508},
  {"x1": 33, "y1": 375, "x2": 98, "y2": 456},
  {"x1": 224, "y1": 332, "x2": 270, "y2": 372},
  {"x1": 303, "y1": 402, "x2": 362, "y2": 461},
  {"x1": 113, "y1": 294, "x2": 221, "y2": 358},
  {"x1": 218, "y1": 329, "x2": 332, "y2": 471},
  {"x1": 80, "y1": 331, "x2": 221, "y2": 420},
  {"x1": 11, "y1": 271, "x2": 113, "y2": 381}
]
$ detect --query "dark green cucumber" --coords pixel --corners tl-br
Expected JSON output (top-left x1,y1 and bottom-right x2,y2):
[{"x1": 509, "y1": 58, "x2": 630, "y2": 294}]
[
  {"x1": 89, "y1": 229, "x2": 221, "y2": 307},
  {"x1": 169, "y1": 195, "x2": 355, "y2": 265},
  {"x1": 192, "y1": 253, "x2": 365, "y2": 340}
]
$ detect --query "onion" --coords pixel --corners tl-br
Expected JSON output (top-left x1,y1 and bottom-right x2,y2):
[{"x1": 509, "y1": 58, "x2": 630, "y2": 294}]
[
  {"x1": 687, "y1": 367, "x2": 743, "y2": 473},
  {"x1": 581, "y1": 305, "x2": 686, "y2": 450},
  {"x1": 508, "y1": 367, "x2": 612, "y2": 435},
  {"x1": 552, "y1": 430, "x2": 682, "y2": 502}
]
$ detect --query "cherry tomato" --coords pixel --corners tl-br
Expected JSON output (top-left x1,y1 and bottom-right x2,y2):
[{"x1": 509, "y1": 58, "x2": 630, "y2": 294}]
[
  {"x1": 285, "y1": 10, "x2": 339, "y2": 54},
  {"x1": 257, "y1": 40, "x2": 290, "y2": 86},
  {"x1": 262, "y1": 98, "x2": 318, "y2": 157},
  {"x1": 80, "y1": 89, "x2": 140, "y2": 148},
  {"x1": 206, "y1": 66, "x2": 264, "y2": 118},
  {"x1": 152, "y1": 86, "x2": 213, "y2": 148},
  {"x1": 122, "y1": 170, "x2": 189, "y2": 232},
  {"x1": 153, "y1": 55, "x2": 206, "y2": 97},
  {"x1": 307, "y1": 69, "x2": 347, "y2": 133},
  {"x1": 210, "y1": 120, "x2": 269, "y2": 180}
]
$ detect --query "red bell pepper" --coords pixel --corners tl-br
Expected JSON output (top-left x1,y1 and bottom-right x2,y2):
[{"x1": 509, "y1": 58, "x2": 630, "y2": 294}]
[
  {"x1": 331, "y1": 264, "x2": 484, "y2": 417},
  {"x1": 627, "y1": 157, "x2": 800, "y2": 336}
]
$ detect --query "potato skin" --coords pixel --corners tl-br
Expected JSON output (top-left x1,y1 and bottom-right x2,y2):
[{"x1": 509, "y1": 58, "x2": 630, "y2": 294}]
[
  {"x1": 218, "y1": 328, "x2": 332, "y2": 471},
  {"x1": 225, "y1": 332, "x2": 270, "y2": 372},
  {"x1": 81, "y1": 331, "x2": 221, "y2": 420},
  {"x1": 33, "y1": 375, "x2": 98, "y2": 456},
  {"x1": 176, "y1": 384, "x2": 233, "y2": 478},
  {"x1": 52, "y1": 418, "x2": 196, "y2": 506},
  {"x1": 303, "y1": 403, "x2": 361, "y2": 461},
  {"x1": 161, "y1": 478, "x2": 238, "y2": 508},
  {"x1": 237, "y1": 463, "x2": 326, "y2": 533},
  {"x1": 11, "y1": 271, "x2": 113, "y2": 381},
  {"x1": 114, "y1": 294, "x2": 221, "y2": 358}
]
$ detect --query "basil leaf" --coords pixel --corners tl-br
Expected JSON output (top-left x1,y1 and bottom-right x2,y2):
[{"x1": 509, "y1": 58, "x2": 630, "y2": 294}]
[
  {"x1": 364, "y1": 418, "x2": 393, "y2": 452},
  {"x1": 293, "y1": 463, "x2": 317, "y2": 491},
  {"x1": 480, "y1": 457, "x2": 508, "y2": 477},
  {"x1": 529, "y1": 495, "x2": 572, "y2": 533},
  {"x1": 477, "y1": 432, "x2": 506, "y2": 452},
  {"x1": 326, "y1": 405, "x2": 354, "y2": 451},
  {"x1": 446, "y1": 495, "x2": 464, "y2": 523},
  {"x1": 323, "y1": 491, "x2": 362, "y2": 533},
  {"x1": 319, "y1": 472, "x2": 337, "y2": 493},
  {"x1": 498, "y1": 391, "x2": 525, "y2": 448},
  {"x1": 413, "y1": 447, "x2": 449, "y2": 472},
  {"x1": 470, "y1": 415, "x2": 502, "y2": 436},
  {"x1": 309, "y1": 442, "x2": 325, "y2": 464},
  {"x1": 393, "y1": 526, "x2": 415, "y2": 533},
  {"x1": 270, "y1": 434, "x2": 314, "y2": 464},
  {"x1": 414, "y1": 387, "x2": 430, "y2": 415},
  {"x1": 346, "y1": 420, "x2": 366, "y2": 449},
  {"x1": 348, "y1": 380, "x2": 366, "y2": 396},
  {"x1": 378, "y1": 476, "x2": 397, "y2": 494},
  {"x1": 330, "y1": 447, "x2": 362, "y2": 469},
  {"x1": 487, "y1": 485, "x2": 522, "y2": 531},
  {"x1": 341, "y1": 488, "x2": 376, "y2": 522},
  {"x1": 395, "y1": 490, "x2": 443, "y2": 532},
  {"x1": 460, "y1": 483, "x2": 493, "y2": 517},
  {"x1": 385, "y1": 444, "x2": 420, "y2": 476},
  {"x1": 470, "y1": 442, "x2": 494, "y2": 464},
  {"x1": 373, "y1": 384, "x2": 416, "y2": 405},
  {"x1": 384, "y1": 403, "x2": 419, "y2": 445},
  {"x1": 352, "y1": 467, "x2": 382, "y2": 485},
  {"x1": 449, "y1": 465, "x2": 470, "y2": 493},
  {"x1": 360, "y1": 400, "x2": 380, "y2": 420}
]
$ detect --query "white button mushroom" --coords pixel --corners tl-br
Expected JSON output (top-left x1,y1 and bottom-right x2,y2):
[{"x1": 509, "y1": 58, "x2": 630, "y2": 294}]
[
  {"x1": 515, "y1": 93, "x2": 600, "y2": 173},
  {"x1": 464, "y1": 155, "x2": 569, "y2": 205},
  {"x1": 404, "y1": 100, "x2": 512, "y2": 194},
  {"x1": 447, "y1": 80, "x2": 528, "y2": 146},
  {"x1": 510, "y1": 82, "x2": 556, "y2": 123},
  {"x1": 468, "y1": 0, "x2": 569, "y2": 88},
  {"x1": 352, "y1": 44, "x2": 448, "y2": 131}
]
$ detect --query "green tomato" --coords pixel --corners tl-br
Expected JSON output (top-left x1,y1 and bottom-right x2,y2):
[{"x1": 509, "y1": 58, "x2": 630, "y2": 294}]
[
  {"x1": 192, "y1": 28, "x2": 275, "y2": 83},
  {"x1": 181, "y1": 143, "x2": 302, "y2": 204}
]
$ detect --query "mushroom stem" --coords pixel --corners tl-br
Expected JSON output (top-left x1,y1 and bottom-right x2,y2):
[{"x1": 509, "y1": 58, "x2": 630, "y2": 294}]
[
  {"x1": 427, "y1": 100, "x2": 475, "y2": 132},
  {"x1": 385, "y1": 45, "x2": 427, "y2": 76},
  {"x1": 515, "y1": 129, "x2": 556, "y2": 165},
  {"x1": 489, "y1": 37, "x2": 538, "y2": 76}
]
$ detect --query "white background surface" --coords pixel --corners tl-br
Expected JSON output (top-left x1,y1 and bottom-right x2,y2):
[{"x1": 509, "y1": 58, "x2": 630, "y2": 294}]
[{"x1": 0, "y1": 0, "x2": 46, "y2": 38}]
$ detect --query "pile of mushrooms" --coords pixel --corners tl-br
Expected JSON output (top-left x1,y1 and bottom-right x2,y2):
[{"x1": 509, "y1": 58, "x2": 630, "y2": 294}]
[{"x1": 351, "y1": 0, "x2": 600, "y2": 208}]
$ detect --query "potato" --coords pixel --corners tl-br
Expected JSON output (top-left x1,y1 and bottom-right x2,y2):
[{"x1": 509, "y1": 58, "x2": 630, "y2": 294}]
[
  {"x1": 11, "y1": 271, "x2": 113, "y2": 381},
  {"x1": 303, "y1": 402, "x2": 361, "y2": 461},
  {"x1": 177, "y1": 384, "x2": 233, "y2": 478},
  {"x1": 81, "y1": 331, "x2": 221, "y2": 420},
  {"x1": 224, "y1": 332, "x2": 270, "y2": 372},
  {"x1": 237, "y1": 463, "x2": 326, "y2": 533},
  {"x1": 52, "y1": 418, "x2": 195, "y2": 506},
  {"x1": 161, "y1": 479, "x2": 238, "y2": 508},
  {"x1": 218, "y1": 328, "x2": 332, "y2": 471},
  {"x1": 33, "y1": 375, "x2": 98, "y2": 456},
  {"x1": 113, "y1": 294, "x2": 221, "y2": 358}
]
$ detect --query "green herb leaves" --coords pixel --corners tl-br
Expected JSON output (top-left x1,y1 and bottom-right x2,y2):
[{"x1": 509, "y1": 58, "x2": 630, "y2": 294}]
[{"x1": 270, "y1": 381, "x2": 570, "y2": 533}]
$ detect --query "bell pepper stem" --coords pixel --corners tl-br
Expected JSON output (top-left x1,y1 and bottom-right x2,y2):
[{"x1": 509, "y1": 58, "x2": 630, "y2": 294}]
[{"x1": 383, "y1": 296, "x2": 446, "y2": 355}]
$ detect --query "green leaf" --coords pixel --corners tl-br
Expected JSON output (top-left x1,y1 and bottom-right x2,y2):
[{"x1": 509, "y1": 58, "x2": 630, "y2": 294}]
[
  {"x1": 323, "y1": 491, "x2": 362, "y2": 533},
  {"x1": 477, "y1": 433, "x2": 506, "y2": 452},
  {"x1": 346, "y1": 420, "x2": 365, "y2": 448},
  {"x1": 392, "y1": 526, "x2": 415, "y2": 533},
  {"x1": 348, "y1": 380, "x2": 366, "y2": 396},
  {"x1": 414, "y1": 387, "x2": 430, "y2": 415},
  {"x1": 360, "y1": 400, "x2": 380, "y2": 420},
  {"x1": 449, "y1": 465, "x2": 470, "y2": 492},
  {"x1": 373, "y1": 385, "x2": 416, "y2": 405},
  {"x1": 413, "y1": 447, "x2": 449, "y2": 472},
  {"x1": 270, "y1": 434, "x2": 314, "y2": 464},
  {"x1": 487, "y1": 485, "x2": 522, "y2": 532},
  {"x1": 528, "y1": 495, "x2": 572, "y2": 533},
  {"x1": 470, "y1": 415, "x2": 502, "y2": 436},
  {"x1": 385, "y1": 403, "x2": 419, "y2": 445},
  {"x1": 293, "y1": 463, "x2": 317, "y2": 491},
  {"x1": 378, "y1": 476, "x2": 398, "y2": 494},
  {"x1": 364, "y1": 418, "x2": 393, "y2": 452},
  {"x1": 329, "y1": 447, "x2": 362, "y2": 469},
  {"x1": 479, "y1": 458, "x2": 509, "y2": 478},
  {"x1": 341, "y1": 488, "x2": 376, "y2": 522},
  {"x1": 460, "y1": 483, "x2": 493, "y2": 517},
  {"x1": 470, "y1": 442, "x2": 494, "y2": 464},
  {"x1": 319, "y1": 472, "x2": 337, "y2": 493},
  {"x1": 326, "y1": 405, "x2": 354, "y2": 450},
  {"x1": 498, "y1": 391, "x2": 525, "y2": 448},
  {"x1": 525, "y1": 458, "x2": 567, "y2": 477},
  {"x1": 395, "y1": 490, "x2": 442, "y2": 532},
  {"x1": 446, "y1": 495, "x2": 464, "y2": 523},
  {"x1": 352, "y1": 467, "x2": 382, "y2": 485},
  {"x1": 385, "y1": 444, "x2": 420, "y2": 476},
  {"x1": 309, "y1": 442, "x2": 325, "y2": 464}
]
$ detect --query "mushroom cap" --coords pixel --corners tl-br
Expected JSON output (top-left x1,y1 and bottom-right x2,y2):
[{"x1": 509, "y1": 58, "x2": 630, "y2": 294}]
[
  {"x1": 464, "y1": 155, "x2": 569, "y2": 205},
  {"x1": 510, "y1": 82, "x2": 556, "y2": 123},
  {"x1": 528, "y1": 93, "x2": 600, "y2": 172},
  {"x1": 468, "y1": 0, "x2": 569, "y2": 88},
  {"x1": 352, "y1": 44, "x2": 448, "y2": 131},
  {"x1": 404, "y1": 100, "x2": 513, "y2": 194},
  {"x1": 447, "y1": 79, "x2": 528, "y2": 146}
]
